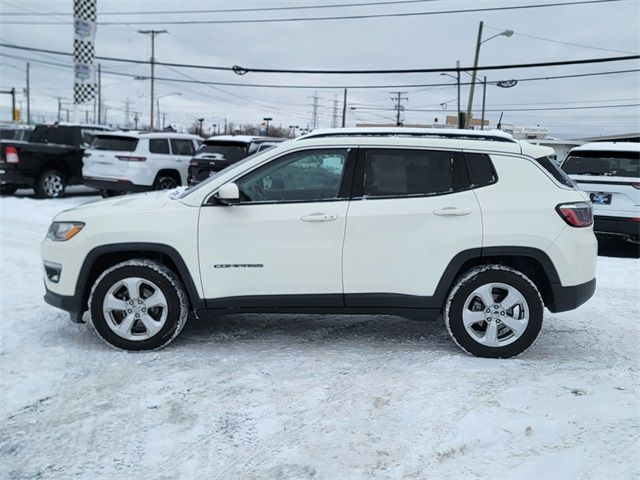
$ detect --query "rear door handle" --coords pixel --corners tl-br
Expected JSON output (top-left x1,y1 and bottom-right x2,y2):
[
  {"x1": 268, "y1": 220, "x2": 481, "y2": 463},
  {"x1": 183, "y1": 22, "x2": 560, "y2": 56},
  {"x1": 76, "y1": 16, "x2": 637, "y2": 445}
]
[
  {"x1": 433, "y1": 207, "x2": 471, "y2": 216},
  {"x1": 301, "y1": 213, "x2": 338, "y2": 222}
]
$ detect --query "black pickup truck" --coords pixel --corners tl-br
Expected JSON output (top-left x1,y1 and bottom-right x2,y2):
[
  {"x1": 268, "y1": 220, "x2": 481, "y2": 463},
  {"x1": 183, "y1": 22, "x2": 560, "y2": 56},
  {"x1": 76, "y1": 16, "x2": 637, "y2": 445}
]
[{"x1": 0, "y1": 123, "x2": 111, "y2": 198}]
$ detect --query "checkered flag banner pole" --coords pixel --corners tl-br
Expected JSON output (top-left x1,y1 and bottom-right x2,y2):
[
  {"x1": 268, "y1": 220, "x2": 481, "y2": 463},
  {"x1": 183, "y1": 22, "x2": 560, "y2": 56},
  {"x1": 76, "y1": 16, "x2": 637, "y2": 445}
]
[{"x1": 73, "y1": 0, "x2": 97, "y2": 105}]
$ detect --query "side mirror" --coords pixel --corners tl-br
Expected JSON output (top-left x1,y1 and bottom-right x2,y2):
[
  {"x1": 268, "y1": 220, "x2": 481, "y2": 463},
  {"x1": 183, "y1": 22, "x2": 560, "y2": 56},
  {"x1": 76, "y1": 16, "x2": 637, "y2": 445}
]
[{"x1": 214, "y1": 182, "x2": 240, "y2": 205}]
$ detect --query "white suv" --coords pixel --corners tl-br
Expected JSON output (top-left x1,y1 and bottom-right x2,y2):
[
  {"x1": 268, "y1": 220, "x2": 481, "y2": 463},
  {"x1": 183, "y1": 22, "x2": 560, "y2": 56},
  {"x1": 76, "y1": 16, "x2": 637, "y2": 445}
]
[
  {"x1": 562, "y1": 142, "x2": 639, "y2": 244},
  {"x1": 42, "y1": 128, "x2": 597, "y2": 358},
  {"x1": 82, "y1": 131, "x2": 202, "y2": 195}
]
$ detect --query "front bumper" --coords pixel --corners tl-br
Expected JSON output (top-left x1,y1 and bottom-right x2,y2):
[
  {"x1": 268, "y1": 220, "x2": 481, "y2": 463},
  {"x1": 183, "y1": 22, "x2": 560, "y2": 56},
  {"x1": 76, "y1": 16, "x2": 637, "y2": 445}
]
[
  {"x1": 44, "y1": 287, "x2": 85, "y2": 323},
  {"x1": 83, "y1": 177, "x2": 152, "y2": 193},
  {"x1": 548, "y1": 278, "x2": 596, "y2": 313},
  {"x1": 594, "y1": 215, "x2": 640, "y2": 242}
]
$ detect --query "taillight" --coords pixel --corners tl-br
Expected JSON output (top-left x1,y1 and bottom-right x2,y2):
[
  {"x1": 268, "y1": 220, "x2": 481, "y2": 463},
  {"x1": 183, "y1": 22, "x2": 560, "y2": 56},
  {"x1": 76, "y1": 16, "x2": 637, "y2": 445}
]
[
  {"x1": 5, "y1": 146, "x2": 19, "y2": 164},
  {"x1": 556, "y1": 202, "x2": 593, "y2": 227},
  {"x1": 116, "y1": 155, "x2": 146, "y2": 162}
]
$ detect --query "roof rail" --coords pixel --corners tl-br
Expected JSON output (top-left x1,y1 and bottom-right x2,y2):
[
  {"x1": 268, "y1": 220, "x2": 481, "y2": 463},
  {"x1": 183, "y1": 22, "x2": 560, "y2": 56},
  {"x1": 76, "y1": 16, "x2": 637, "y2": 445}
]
[{"x1": 297, "y1": 127, "x2": 516, "y2": 143}]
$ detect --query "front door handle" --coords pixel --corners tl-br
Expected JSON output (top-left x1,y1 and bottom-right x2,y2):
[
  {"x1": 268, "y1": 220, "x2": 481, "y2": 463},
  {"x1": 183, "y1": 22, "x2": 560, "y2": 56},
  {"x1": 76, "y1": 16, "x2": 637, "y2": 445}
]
[
  {"x1": 433, "y1": 207, "x2": 471, "y2": 216},
  {"x1": 301, "y1": 213, "x2": 338, "y2": 222}
]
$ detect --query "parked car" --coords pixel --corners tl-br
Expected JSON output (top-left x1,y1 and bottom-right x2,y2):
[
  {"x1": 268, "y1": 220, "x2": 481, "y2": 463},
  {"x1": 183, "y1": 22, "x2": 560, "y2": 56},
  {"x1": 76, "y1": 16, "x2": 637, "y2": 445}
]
[
  {"x1": 0, "y1": 123, "x2": 111, "y2": 197},
  {"x1": 0, "y1": 124, "x2": 32, "y2": 142},
  {"x1": 82, "y1": 131, "x2": 202, "y2": 196},
  {"x1": 42, "y1": 127, "x2": 597, "y2": 357},
  {"x1": 561, "y1": 142, "x2": 639, "y2": 244},
  {"x1": 187, "y1": 135, "x2": 285, "y2": 186}
]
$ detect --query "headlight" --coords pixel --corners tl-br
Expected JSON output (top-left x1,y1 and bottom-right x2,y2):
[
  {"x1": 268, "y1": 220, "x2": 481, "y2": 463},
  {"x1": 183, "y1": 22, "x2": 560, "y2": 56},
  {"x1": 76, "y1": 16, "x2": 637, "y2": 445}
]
[{"x1": 46, "y1": 222, "x2": 85, "y2": 241}]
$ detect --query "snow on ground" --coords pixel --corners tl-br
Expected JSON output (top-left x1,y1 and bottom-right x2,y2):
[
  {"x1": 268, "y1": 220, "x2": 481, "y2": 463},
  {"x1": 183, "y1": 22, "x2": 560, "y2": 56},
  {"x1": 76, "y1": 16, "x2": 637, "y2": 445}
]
[{"x1": 1, "y1": 193, "x2": 638, "y2": 480}]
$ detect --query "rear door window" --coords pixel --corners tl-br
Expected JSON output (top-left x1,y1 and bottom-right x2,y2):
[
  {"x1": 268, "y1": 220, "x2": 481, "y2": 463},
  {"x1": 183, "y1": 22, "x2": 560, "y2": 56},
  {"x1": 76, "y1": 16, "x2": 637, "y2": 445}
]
[
  {"x1": 171, "y1": 139, "x2": 196, "y2": 156},
  {"x1": 359, "y1": 149, "x2": 465, "y2": 198},
  {"x1": 562, "y1": 151, "x2": 640, "y2": 178},
  {"x1": 45, "y1": 127, "x2": 75, "y2": 146},
  {"x1": 91, "y1": 136, "x2": 138, "y2": 152},
  {"x1": 149, "y1": 138, "x2": 170, "y2": 154}
]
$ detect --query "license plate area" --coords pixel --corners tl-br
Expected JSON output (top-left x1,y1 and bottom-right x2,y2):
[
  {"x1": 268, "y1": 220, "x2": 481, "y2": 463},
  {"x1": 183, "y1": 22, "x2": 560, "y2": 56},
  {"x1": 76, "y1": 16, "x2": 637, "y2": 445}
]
[{"x1": 590, "y1": 192, "x2": 612, "y2": 205}]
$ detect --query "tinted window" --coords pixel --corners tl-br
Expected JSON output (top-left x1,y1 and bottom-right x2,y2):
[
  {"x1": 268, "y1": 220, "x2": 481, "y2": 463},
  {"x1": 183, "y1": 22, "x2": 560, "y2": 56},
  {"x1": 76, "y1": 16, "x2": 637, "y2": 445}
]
[
  {"x1": 171, "y1": 139, "x2": 196, "y2": 156},
  {"x1": 200, "y1": 142, "x2": 248, "y2": 161},
  {"x1": 46, "y1": 127, "x2": 75, "y2": 145},
  {"x1": 149, "y1": 138, "x2": 170, "y2": 154},
  {"x1": 466, "y1": 153, "x2": 496, "y2": 187},
  {"x1": 535, "y1": 155, "x2": 575, "y2": 187},
  {"x1": 362, "y1": 149, "x2": 462, "y2": 198},
  {"x1": 91, "y1": 136, "x2": 138, "y2": 152},
  {"x1": 238, "y1": 149, "x2": 348, "y2": 203},
  {"x1": 0, "y1": 129, "x2": 19, "y2": 140},
  {"x1": 562, "y1": 151, "x2": 640, "y2": 178}
]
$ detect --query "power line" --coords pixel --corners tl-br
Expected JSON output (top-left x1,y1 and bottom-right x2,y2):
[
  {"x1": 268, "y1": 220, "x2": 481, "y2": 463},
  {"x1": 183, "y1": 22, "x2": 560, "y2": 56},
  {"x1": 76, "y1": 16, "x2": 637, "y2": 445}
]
[
  {"x1": 2, "y1": 51, "x2": 638, "y2": 91},
  {"x1": 1, "y1": 42, "x2": 638, "y2": 75},
  {"x1": 485, "y1": 25, "x2": 639, "y2": 55},
  {"x1": 353, "y1": 103, "x2": 640, "y2": 112},
  {"x1": 1, "y1": 0, "x2": 629, "y2": 25},
  {"x1": 0, "y1": 0, "x2": 449, "y2": 16}
]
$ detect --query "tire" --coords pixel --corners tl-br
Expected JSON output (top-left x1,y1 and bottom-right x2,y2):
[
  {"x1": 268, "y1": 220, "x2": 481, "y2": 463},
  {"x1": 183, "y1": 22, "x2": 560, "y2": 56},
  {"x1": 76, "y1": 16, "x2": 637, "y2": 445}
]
[
  {"x1": 35, "y1": 169, "x2": 66, "y2": 199},
  {"x1": 99, "y1": 189, "x2": 122, "y2": 198},
  {"x1": 88, "y1": 259, "x2": 189, "y2": 351},
  {"x1": 0, "y1": 184, "x2": 18, "y2": 195},
  {"x1": 444, "y1": 265, "x2": 543, "y2": 358},
  {"x1": 154, "y1": 175, "x2": 179, "y2": 191}
]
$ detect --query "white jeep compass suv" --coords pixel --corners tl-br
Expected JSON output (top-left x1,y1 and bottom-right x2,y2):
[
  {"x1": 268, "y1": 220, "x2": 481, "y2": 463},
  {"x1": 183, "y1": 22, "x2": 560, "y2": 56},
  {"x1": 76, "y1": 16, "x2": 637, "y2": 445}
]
[{"x1": 42, "y1": 128, "x2": 597, "y2": 358}]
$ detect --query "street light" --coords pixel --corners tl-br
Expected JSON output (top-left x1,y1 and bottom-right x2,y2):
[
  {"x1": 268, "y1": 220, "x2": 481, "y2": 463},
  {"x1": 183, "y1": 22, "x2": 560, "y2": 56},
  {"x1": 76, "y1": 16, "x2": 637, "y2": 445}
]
[
  {"x1": 263, "y1": 117, "x2": 272, "y2": 136},
  {"x1": 156, "y1": 92, "x2": 181, "y2": 130},
  {"x1": 440, "y1": 60, "x2": 462, "y2": 128},
  {"x1": 197, "y1": 117, "x2": 204, "y2": 136},
  {"x1": 465, "y1": 22, "x2": 513, "y2": 128}
]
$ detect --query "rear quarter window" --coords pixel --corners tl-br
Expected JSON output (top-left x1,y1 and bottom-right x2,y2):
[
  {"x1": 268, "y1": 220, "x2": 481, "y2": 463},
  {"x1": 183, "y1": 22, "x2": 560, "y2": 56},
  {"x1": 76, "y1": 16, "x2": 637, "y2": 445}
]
[
  {"x1": 534, "y1": 155, "x2": 575, "y2": 188},
  {"x1": 465, "y1": 153, "x2": 497, "y2": 188}
]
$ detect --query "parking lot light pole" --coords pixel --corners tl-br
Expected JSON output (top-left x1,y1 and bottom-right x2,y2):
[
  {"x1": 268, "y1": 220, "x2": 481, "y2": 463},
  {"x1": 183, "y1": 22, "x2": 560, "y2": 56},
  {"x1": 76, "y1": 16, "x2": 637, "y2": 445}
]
[
  {"x1": 263, "y1": 117, "x2": 272, "y2": 136},
  {"x1": 465, "y1": 22, "x2": 513, "y2": 128},
  {"x1": 440, "y1": 60, "x2": 461, "y2": 128}
]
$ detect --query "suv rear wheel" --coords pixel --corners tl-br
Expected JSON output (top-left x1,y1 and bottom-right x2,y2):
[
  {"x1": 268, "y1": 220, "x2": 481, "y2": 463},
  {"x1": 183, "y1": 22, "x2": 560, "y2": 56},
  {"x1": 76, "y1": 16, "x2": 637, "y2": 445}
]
[
  {"x1": 154, "y1": 175, "x2": 179, "y2": 190},
  {"x1": 88, "y1": 259, "x2": 189, "y2": 350},
  {"x1": 35, "y1": 169, "x2": 66, "y2": 199},
  {"x1": 444, "y1": 265, "x2": 543, "y2": 358}
]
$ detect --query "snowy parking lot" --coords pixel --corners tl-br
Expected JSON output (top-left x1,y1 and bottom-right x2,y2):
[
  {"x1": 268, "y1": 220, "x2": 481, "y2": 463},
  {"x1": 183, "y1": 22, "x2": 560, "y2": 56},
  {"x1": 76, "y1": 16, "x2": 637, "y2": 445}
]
[{"x1": 1, "y1": 190, "x2": 638, "y2": 480}]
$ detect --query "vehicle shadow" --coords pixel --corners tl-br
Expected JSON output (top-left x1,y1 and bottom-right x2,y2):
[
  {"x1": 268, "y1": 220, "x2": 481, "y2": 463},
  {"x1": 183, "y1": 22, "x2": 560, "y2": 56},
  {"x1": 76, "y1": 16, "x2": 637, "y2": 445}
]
[
  {"x1": 11, "y1": 186, "x2": 99, "y2": 199},
  {"x1": 598, "y1": 237, "x2": 640, "y2": 259}
]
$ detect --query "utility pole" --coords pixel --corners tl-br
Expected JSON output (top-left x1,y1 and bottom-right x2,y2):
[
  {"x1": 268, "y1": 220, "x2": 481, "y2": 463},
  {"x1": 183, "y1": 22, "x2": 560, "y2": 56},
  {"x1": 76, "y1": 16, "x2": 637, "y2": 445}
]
[
  {"x1": 134, "y1": 112, "x2": 139, "y2": 129},
  {"x1": 138, "y1": 29, "x2": 167, "y2": 131},
  {"x1": 124, "y1": 98, "x2": 131, "y2": 128},
  {"x1": 465, "y1": 21, "x2": 484, "y2": 129},
  {"x1": 331, "y1": 96, "x2": 339, "y2": 128},
  {"x1": 456, "y1": 60, "x2": 463, "y2": 128},
  {"x1": 25, "y1": 63, "x2": 30, "y2": 124},
  {"x1": 57, "y1": 97, "x2": 62, "y2": 122},
  {"x1": 481, "y1": 76, "x2": 487, "y2": 130},
  {"x1": 163, "y1": 113, "x2": 166, "y2": 130},
  {"x1": 197, "y1": 117, "x2": 204, "y2": 136},
  {"x1": 391, "y1": 91, "x2": 408, "y2": 126},
  {"x1": 310, "y1": 91, "x2": 319, "y2": 130},
  {"x1": 97, "y1": 63, "x2": 102, "y2": 124},
  {"x1": 341, "y1": 88, "x2": 348, "y2": 127}
]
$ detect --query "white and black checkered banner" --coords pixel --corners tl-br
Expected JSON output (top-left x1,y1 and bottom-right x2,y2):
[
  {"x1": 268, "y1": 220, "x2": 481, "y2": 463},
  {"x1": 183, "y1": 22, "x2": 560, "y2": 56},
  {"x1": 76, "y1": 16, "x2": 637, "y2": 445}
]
[{"x1": 74, "y1": 0, "x2": 97, "y2": 104}]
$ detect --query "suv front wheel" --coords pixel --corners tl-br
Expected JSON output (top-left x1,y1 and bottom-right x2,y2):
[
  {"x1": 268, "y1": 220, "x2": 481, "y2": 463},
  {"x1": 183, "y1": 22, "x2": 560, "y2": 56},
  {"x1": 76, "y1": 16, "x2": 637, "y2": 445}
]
[
  {"x1": 444, "y1": 265, "x2": 543, "y2": 358},
  {"x1": 88, "y1": 259, "x2": 189, "y2": 350}
]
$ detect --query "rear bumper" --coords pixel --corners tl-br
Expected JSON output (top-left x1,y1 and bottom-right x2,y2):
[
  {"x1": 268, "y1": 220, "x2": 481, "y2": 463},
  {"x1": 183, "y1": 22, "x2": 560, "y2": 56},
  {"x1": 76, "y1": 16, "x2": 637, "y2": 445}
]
[
  {"x1": 44, "y1": 287, "x2": 85, "y2": 323},
  {"x1": 548, "y1": 278, "x2": 596, "y2": 313},
  {"x1": 0, "y1": 167, "x2": 35, "y2": 187},
  {"x1": 594, "y1": 215, "x2": 640, "y2": 241},
  {"x1": 83, "y1": 177, "x2": 152, "y2": 193}
]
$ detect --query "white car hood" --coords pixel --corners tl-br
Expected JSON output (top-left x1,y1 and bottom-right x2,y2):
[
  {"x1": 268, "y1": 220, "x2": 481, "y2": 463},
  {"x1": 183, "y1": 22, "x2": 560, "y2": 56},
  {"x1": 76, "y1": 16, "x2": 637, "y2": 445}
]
[{"x1": 54, "y1": 191, "x2": 172, "y2": 221}]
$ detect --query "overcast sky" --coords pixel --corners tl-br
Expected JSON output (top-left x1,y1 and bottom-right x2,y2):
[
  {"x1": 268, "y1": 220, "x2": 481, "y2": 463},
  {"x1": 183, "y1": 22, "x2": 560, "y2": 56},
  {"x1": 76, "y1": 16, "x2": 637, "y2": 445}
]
[{"x1": 0, "y1": 0, "x2": 639, "y2": 137}]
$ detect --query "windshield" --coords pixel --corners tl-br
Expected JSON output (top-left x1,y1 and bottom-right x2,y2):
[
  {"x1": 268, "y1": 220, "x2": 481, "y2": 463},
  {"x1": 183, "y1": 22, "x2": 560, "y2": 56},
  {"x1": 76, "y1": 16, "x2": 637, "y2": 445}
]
[
  {"x1": 176, "y1": 151, "x2": 265, "y2": 199},
  {"x1": 91, "y1": 135, "x2": 138, "y2": 152},
  {"x1": 562, "y1": 151, "x2": 640, "y2": 177},
  {"x1": 198, "y1": 142, "x2": 248, "y2": 161}
]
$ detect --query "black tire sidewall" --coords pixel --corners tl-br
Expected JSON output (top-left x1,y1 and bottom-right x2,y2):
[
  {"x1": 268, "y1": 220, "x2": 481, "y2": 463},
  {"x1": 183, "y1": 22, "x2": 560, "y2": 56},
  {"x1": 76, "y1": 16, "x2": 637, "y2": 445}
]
[
  {"x1": 90, "y1": 264, "x2": 184, "y2": 350},
  {"x1": 36, "y1": 170, "x2": 66, "y2": 198},
  {"x1": 155, "y1": 176, "x2": 178, "y2": 190},
  {"x1": 447, "y1": 269, "x2": 543, "y2": 358}
]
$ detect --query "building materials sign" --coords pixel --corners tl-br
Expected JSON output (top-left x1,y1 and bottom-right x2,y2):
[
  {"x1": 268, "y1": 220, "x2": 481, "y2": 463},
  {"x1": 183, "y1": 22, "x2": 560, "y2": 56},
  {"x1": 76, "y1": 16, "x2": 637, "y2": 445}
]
[{"x1": 73, "y1": 0, "x2": 97, "y2": 104}]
